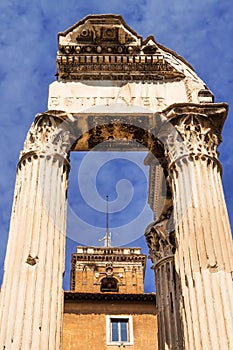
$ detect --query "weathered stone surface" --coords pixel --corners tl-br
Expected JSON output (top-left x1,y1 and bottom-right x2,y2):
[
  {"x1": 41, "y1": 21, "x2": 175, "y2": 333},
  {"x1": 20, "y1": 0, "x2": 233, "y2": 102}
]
[{"x1": 0, "y1": 14, "x2": 232, "y2": 350}]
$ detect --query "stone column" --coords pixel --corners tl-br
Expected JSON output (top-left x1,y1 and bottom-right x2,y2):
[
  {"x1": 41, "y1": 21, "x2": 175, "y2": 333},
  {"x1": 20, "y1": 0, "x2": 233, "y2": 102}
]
[
  {"x1": 145, "y1": 218, "x2": 184, "y2": 350},
  {"x1": 0, "y1": 111, "x2": 72, "y2": 350},
  {"x1": 161, "y1": 103, "x2": 233, "y2": 350}
]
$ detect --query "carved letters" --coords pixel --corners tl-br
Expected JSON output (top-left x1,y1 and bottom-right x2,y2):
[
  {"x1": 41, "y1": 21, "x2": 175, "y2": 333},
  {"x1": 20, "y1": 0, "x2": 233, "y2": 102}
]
[{"x1": 49, "y1": 95, "x2": 166, "y2": 110}]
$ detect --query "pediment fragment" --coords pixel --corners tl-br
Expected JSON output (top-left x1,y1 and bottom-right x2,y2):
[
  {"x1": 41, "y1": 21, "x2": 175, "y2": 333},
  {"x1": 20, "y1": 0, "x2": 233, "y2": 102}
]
[
  {"x1": 58, "y1": 14, "x2": 141, "y2": 52},
  {"x1": 56, "y1": 15, "x2": 193, "y2": 82}
]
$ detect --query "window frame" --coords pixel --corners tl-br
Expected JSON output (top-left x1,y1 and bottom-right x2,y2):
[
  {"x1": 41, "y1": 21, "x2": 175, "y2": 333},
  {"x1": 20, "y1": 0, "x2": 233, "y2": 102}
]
[{"x1": 106, "y1": 315, "x2": 134, "y2": 346}]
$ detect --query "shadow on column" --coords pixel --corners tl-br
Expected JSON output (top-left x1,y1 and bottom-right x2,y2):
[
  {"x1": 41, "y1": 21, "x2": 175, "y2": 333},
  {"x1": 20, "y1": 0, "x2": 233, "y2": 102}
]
[{"x1": 145, "y1": 221, "x2": 184, "y2": 350}]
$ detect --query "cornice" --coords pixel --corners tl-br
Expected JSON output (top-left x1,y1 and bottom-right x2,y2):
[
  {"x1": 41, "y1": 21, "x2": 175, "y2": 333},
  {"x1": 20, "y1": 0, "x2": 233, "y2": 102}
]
[
  {"x1": 56, "y1": 14, "x2": 188, "y2": 82},
  {"x1": 72, "y1": 253, "x2": 147, "y2": 268},
  {"x1": 64, "y1": 291, "x2": 156, "y2": 303},
  {"x1": 56, "y1": 54, "x2": 185, "y2": 81}
]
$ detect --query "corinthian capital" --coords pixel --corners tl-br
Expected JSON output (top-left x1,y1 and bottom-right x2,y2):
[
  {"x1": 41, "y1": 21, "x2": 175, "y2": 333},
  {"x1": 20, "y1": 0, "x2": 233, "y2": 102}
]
[
  {"x1": 160, "y1": 103, "x2": 228, "y2": 167},
  {"x1": 20, "y1": 111, "x2": 75, "y2": 161},
  {"x1": 145, "y1": 217, "x2": 176, "y2": 267}
]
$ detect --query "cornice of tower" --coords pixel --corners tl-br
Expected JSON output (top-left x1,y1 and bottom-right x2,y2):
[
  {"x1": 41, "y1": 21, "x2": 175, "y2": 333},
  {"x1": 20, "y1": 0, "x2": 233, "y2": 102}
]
[{"x1": 72, "y1": 246, "x2": 146, "y2": 269}]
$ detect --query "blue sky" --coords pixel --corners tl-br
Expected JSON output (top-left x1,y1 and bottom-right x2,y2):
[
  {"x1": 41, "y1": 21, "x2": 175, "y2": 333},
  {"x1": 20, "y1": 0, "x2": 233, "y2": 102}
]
[{"x1": 0, "y1": 1, "x2": 233, "y2": 292}]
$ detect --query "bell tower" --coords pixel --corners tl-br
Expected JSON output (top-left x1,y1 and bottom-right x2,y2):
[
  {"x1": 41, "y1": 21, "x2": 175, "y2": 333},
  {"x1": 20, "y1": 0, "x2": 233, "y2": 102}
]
[
  {"x1": 70, "y1": 246, "x2": 146, "y2": 294},
  {"x1": 0, "y1": 14, "x2": 232, "y2": 350}
]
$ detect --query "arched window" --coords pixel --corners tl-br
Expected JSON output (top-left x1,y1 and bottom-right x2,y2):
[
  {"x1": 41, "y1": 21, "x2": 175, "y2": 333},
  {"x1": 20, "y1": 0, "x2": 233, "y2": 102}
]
[{"x1": 101, "y1": 277, "x2": 118, "y2": 292}]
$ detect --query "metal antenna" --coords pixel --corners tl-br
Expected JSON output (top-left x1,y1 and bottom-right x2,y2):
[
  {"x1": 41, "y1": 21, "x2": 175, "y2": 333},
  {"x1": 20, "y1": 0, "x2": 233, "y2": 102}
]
[
  {"x1": 106, "y1": 195, "x2": 110, "y2": 247},
  {"x1": 98, "y1": 195, "x2": 111, "y2": 247}
]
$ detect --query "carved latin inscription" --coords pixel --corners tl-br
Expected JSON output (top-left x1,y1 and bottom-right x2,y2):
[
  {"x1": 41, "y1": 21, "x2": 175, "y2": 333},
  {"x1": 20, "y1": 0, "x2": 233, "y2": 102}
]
[{"x1": 48, "y1": 95, "x2": 166, "y2": 110}]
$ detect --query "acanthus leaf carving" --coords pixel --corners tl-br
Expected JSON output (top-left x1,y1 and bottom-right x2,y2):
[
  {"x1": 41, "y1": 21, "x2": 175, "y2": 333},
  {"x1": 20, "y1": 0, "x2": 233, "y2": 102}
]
[
  {"x1": 160, "y1": 103, "x2": 228, "y2": 169},
  {"x1": 145, "y1": 214, "x2": 176, "y2": 266},
  {"x1": 163, "y1": 114, "x2": 220, "y2": 167},
  {"x1": 48, "y1": 128, "x2": 73, "y2": 156},
  {"x1": 20, "y1": 112, "x2": 75, "y2": 160}
]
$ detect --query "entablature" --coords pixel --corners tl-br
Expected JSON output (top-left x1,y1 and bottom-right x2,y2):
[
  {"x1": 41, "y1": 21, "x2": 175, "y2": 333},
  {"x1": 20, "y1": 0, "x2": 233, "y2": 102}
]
[{"x1": 56, "y1": 14, "x2": 191, "y2": 82}]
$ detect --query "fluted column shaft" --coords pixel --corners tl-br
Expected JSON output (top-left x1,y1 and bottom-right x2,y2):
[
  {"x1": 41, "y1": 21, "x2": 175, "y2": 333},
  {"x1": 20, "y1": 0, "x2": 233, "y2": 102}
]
[
  {"x1": 145, "y1": 220, "x2": 183, "y2": 350},
  {"x1": 155, "y1": 256, "x2": 183, "y2": 350},
  {"x1": 0, "y1": 112, "x2": 72, "y2": 350},
  {"x1": 163, "y1": 103, "x2": 233, "y2": 350}
]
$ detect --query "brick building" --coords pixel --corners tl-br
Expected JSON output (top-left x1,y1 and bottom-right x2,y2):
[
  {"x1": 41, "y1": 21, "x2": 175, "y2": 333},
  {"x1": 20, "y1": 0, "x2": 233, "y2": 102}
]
[{"x1": 62, "y1": 246, "x2": 158, "y2": 349}]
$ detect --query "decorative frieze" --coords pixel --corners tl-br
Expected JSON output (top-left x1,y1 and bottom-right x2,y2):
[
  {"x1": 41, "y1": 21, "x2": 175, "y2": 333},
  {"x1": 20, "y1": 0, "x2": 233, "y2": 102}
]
[
  {"x1": 57, "y1": 53, "x2": 185, "y2": 81},
  {"x1": 56, "y1": 14, "x2": 191, "y2": 81}
]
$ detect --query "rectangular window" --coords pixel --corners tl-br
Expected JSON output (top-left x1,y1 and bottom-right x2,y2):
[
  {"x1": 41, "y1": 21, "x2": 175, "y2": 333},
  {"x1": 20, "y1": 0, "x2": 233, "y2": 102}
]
[
  {"x1": 111, "y1": 319, "x2": 128, "y2": 342},
  {"x1": 106, "y1": 315, "x2": 133, "y2": 345}
]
